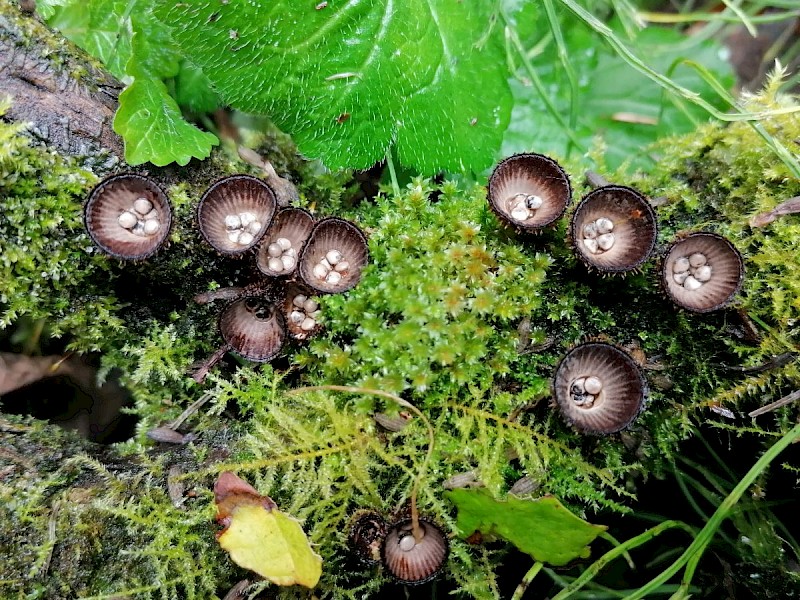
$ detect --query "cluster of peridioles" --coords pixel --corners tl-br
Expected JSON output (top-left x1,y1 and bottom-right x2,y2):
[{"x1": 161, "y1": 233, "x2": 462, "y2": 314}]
[
  {"x1": 83, "y1": 173, "x2": 369, "y2": 383},
  {"x1": 348, "y1": 510, "x2": 450, "y2": 586},
  {"x1": 487, "y1": 153, "x2": 746, "y2": 435}
]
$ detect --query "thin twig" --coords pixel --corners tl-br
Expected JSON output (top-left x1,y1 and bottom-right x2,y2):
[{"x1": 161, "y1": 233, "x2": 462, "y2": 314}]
[
  {"x1": 585, "y1": 171, "x2": 611, "y2": 188},
  {"x1": 748, "y1": 389, "x2": 800, "y2": 418},
  {"x1": 39, "y1": 500, "x2": 61, "y2": 578},
  {"x1": 169, "y1": 392, "x2": 214, "y2": 429}
]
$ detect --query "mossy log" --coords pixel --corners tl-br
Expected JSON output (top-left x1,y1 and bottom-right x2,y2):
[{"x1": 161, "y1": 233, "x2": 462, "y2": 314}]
[{"x1": 2, "y1": 1, "x2": 800, "y2": 598}]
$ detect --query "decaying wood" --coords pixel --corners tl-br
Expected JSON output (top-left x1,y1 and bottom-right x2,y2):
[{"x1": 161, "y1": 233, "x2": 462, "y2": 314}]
[{"x1": 0, "y1": 0, "x2": 124, "y2": 164}]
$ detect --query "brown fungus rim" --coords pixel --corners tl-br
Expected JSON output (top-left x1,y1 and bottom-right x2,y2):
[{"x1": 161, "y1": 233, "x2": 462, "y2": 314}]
[
  {"x1": 84, "y1": 173, "x2": 172, "y2": 260},
  {"x1": 218, "y1": 297, "x2": 287, "y2": 363},
  {"x1": 297, "y1": 217, "x2": 369, "y2": 295},
  {"x1": 660, "y1": 232, "x2": 745, "y2": 313},
  {"x1": 197, "y1": 174, "x2": 277, "y2": 256},
  {"x1": 552, "y1": 342, "x2": 647, "y2": 435},
  {"x1": 570, "y1": 185, "x2": 658, "y2": 273},
  {"x1": 381, "y1": 517, "x2": 449, "y2": 585},
  {"x1": 487, "y1": 152, "x2": 573, "y2": 231}
]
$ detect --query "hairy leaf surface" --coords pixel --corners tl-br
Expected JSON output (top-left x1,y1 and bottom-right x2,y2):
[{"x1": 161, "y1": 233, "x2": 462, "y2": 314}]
[{"x1": 155, "y1": 0, "x2": 512, "y2": 174}]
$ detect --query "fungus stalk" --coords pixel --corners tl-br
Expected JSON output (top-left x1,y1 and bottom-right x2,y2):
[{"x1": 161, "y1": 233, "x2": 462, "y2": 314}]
[{"x1": 290, "y1": 385, "x2": 434, "y2": 542}]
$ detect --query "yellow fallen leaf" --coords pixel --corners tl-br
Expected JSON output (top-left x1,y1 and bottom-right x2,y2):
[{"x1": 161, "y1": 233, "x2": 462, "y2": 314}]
[{"x1": 214, "y1": 472, "x2": 322, "y2": 588}]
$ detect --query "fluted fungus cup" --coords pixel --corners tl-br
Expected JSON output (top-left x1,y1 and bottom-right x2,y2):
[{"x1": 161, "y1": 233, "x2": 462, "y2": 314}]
[
  {"x1": 84, "y1": 173, "x2": 172, "y2": 259},
  {"x1": 553, "y1": 342, "x2": 646, "y2": 435},
  {"x1": 661, "y1": 232, "x2": 745, "y2": 313},
  {"x1": 571, "y1": 185, "x2": 658, "y2": 273},
  {"x1": 198, "y1": 175, "x2": 277, "y2": 255},
  {"x1": 487, "y1": 153, "x2": 572, "y2": 231},
  {"x1": 219, "y1": 296, "x2": 287, "y2": 362},
  {"x1": 256, "y1": 207, "x2": 316, "y2": 277},
  {"x1": 298, "y1": 217, "x2": 369, "y2": 294},
  {"x1": 381, "y1": 517, "x2": 449, "y2": 585}
]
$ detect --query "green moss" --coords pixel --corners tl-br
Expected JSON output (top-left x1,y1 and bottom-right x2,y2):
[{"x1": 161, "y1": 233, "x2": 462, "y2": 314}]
[
  {"x1": 0, "y1": 414, "x2": 235, "y2": 599},
  {"x1": 0, "y1": 98, "x2": 123, "y2": 351}
]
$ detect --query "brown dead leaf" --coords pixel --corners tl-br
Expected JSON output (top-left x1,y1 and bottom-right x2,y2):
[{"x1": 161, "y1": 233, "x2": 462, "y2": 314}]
[
  {"x1": 0, "y1": 353, "x2": 72, "y2": 396},
  {"x1": 750, "y1": 196, "x2": 800, "y2": 228}
]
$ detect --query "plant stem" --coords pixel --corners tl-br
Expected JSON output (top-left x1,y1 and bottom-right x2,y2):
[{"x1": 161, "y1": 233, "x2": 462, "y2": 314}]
[
  {"x1": 541, "y1": 0, "x2": 580, "y2": 154},
  {"x1": 550, "y1": 520, "x2": 695, "y2": 600},
  {"x1": 640, "y1": 9, "x2": 800, "y2": 23},
  {"x1": 622, "y1": 422, "x2": 800, "y2": 599},
  {"x1": 500, "y1": 11, "x2": 586, "y2": 152},
  {"x1": 556, "y1": 0, "x2": 800, "y2": 122},
  {"x1": 385, "y1": 150, "x2": 401, "y2": 198},
  {"x1": 511, "y1": 560, "x2": 543, "y2": 600}
]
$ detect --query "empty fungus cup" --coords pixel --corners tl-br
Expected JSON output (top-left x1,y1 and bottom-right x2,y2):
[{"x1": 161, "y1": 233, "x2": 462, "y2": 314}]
[
  {"x1": 487, "y1": 153, "x2": 572, "y2": 231},
  {"x1": 348, "y1": 510, "x2": 388, "y2": 566},
  {"x1": 552, "y1": 342, "x2": 646, "y2": 435},
  {"x1": 298, "y1": 217, "x2": 369, "y2": 294},
  {"x1": 661, "y1": 232, "x2": 744, "y2": 313},
  {"x1": 570, "y1": 185, "x2": 658, "y2": 273},
  {"x1": 198, "y1": 175, "x2": 277, "y2": 256},
  {"x1": 84, "y1": 173, "x2": 172, "y2": 260}
]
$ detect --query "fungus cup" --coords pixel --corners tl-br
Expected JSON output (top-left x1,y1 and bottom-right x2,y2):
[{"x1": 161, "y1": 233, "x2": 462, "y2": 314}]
[
  {"x1": 282, "y1": 284, "x2": 323, "y2": 340},
  {"x1": 381, "y1": 517, "x2": 449, "y2": 585},
  {"x1": 84, "y1": 173, "x2": 172, "y2": 259},
  {"x1": 553, "y1": 342, "x2": 646, "y2": 435},
  {"x1": 298, "y1": 217, "x2": 369, "y2": 294},
  {"x1": 661, "y1": 232, "x2": 745, "y2": 312},
  {"x1": 198, "y1": 175, "x2": 277, "y2": 255},
  {"x1": 487, "y1": 153, "x2": 572, "y2": 232},
  {"x1": 348, "y1": 510, "x2": 388, "y2": 566},
  {"x1": 220, "y1": 296, "x2": 287, "y2": 362},
  {"x1": 256, "y1": 207, "x2": 316, "y2": 277},
  {"x1": 191, "y1": 296, "x2": 287, "y2": 383},
  {"x1": 570, "y1": 185, "x2": 658, "y2": 273}
]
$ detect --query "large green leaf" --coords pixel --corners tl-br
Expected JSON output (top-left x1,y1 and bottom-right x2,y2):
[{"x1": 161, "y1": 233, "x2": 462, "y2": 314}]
[
  {"x1": 46, "y1": 0, "x2": 134, "y2": 79},
  {"x1": 447, "y1": 488, "x2": 606, "y2": 566},
  {"x1": 154, "y1": 0, "x2": 513, "y2": 174}
]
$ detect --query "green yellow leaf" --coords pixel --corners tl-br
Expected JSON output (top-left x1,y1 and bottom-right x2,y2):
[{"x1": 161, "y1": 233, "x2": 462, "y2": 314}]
[
  {"x1": 446, "y1": 488, "x2": 606, "y2": 566},
  {"x1": 154, "y1": 0, "x2": 512, "y2": 174},
  {"x1": 214, "y1": 472, "x2": 322, "y2": 589}
]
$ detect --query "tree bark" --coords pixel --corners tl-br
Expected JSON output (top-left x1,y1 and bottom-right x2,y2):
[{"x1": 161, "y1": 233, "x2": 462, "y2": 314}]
[{"x1": 0, "y1": 0, "x2": 125, "y2": 165}]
